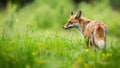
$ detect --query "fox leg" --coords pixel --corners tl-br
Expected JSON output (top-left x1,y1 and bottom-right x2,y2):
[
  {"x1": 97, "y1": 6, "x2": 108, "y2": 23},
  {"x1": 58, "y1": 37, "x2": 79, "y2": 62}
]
[
  {"x1": 91, "y1": 37, "x2": 96, "y2": 52},
  {"x1": 92, "y1": 41, "x2": 96, "y2": 52},
  {"x1": 90, "y1": 34, "x2": 96, "y2": 52},
  {"x1": 86, "y1": 37, "x2": 90, "y2": 48},
  {"x1": 86, "y1": 40, "x2": 89, "y2": 48}
]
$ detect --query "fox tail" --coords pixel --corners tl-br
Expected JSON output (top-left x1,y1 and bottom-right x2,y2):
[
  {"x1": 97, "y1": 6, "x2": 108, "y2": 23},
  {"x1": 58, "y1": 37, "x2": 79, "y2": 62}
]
[{"x1": 94, "y1": 24, "x2": 106, "y2": 49}]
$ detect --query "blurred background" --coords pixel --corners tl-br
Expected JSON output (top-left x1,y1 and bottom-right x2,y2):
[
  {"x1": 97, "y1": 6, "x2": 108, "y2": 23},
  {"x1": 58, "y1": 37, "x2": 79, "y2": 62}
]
[
  {"x1": 0, "y1": 0, "x2": 120, "y2": 68},
  {"x1": 0, "y1": 0, "x2": 120, "y2": 38}
]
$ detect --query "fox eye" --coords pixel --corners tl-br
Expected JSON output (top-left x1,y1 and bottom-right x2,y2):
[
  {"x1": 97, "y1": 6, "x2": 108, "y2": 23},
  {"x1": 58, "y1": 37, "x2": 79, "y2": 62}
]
[{"x1": 69, "y1": 21, "x2": 73, "y2": 24}]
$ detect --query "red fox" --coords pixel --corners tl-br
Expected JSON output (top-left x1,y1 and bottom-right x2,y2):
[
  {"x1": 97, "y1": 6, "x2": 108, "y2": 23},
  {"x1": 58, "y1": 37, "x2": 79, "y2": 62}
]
[{"x1": 63, "y1": 10, "x2": 107, "y2": 51}]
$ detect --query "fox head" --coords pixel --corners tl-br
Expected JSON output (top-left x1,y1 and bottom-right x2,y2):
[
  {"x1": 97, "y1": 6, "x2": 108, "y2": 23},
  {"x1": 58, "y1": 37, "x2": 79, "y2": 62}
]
[{"x1": 63, "y1": 11, "x2": 82, "y2": 29}]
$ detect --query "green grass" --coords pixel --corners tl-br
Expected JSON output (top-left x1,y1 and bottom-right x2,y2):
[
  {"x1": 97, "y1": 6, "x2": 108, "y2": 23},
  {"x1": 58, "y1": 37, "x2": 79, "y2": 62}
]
[
  {"x1": 0, "y1": 0, "x2": 120, "y2": 68},
  {"x1": 0, "y1": 30, "x2": 120, "y2": 68}
]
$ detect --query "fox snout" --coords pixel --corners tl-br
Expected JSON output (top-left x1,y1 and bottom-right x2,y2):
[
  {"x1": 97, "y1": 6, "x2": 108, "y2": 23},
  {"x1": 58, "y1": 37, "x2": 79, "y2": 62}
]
[
  {"x1": 63, "y1": 26, "x2": 68, "y2": 29},
  {"x1": 63, "y1": 25, "x2": 71, "y2": 29},
  {"x1": 63, "y1": 24, "x2": 74, "y2": 29}
]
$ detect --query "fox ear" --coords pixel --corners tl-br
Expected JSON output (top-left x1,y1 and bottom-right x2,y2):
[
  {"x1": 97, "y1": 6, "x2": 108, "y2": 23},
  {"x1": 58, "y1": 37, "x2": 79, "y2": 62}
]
[
  {"x1": 71, "y1": 11, "x2": 75, "y2": 16},
  {"x1": 75, "y1": 10, "x2": 81, "y2": 19}
]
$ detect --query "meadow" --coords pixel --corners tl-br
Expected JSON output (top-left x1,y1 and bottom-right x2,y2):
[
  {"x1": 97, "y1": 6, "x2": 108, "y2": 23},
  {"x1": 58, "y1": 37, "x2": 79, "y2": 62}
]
[{"x1": 0, "y1": 0, "x2": 120, "y2": 68}]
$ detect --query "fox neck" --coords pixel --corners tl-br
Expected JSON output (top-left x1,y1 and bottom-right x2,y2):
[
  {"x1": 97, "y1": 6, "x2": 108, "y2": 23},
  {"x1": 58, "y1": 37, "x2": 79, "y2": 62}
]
[
  {"x1": 75, "y1": 23, "x2": 82, "y2": 33},
  {"x1": 75, "y1": 17, "x2": 91, "y2": 35}
]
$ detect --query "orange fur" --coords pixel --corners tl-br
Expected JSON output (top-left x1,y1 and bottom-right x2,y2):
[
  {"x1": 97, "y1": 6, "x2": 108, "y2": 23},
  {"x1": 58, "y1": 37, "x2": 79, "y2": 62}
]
[
  {"x1": 63, "y1": 11, "x2": 107, "y2": 51},
  {"x1": 95, "y1": 24, "x2": 104, "y2": 41}
]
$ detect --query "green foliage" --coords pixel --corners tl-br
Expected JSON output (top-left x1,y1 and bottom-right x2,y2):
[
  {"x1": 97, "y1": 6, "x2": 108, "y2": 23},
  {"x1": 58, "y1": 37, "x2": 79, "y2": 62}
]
[
  {"x1": 0, "y1": 30, "x2": 120, "y2": 68},
  {"x1": 0, "y1": 0, "x2": 120, "y2": 68},
  {"x1": 110, "y1": 0, "x2": 120, "y2": 10}
]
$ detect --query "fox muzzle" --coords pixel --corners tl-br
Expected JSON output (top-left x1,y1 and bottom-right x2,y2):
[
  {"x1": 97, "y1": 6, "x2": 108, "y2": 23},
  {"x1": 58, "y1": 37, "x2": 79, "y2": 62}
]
[{"x1": 63, "y1": 24, "x2": 74, "y2": 29}]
